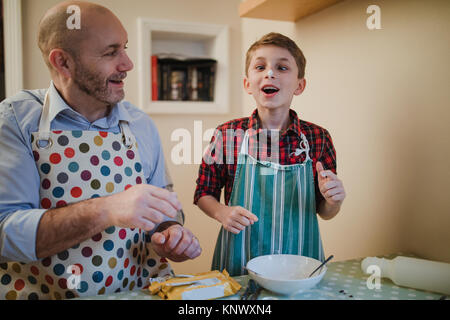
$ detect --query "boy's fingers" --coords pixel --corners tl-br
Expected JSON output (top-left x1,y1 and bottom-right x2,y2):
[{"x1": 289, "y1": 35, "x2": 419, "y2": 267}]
[{"x1": 238, "y1": 208, "x2": 258, "y2": 222}]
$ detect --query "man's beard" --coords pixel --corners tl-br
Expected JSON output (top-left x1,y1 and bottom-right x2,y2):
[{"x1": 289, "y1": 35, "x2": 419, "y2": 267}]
[{"x1": 73, "y1": 63, "x2": 125, "y2": 105}]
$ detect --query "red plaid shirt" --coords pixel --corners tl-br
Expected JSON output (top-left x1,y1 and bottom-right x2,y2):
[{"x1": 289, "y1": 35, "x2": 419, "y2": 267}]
[{"x1": 194, "y1": 109, "x2": 337, "y2": 210}]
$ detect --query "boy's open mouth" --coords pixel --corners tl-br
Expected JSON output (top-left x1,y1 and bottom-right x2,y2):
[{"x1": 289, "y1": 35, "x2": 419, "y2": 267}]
[{"x1": 261, "y1": 85, "x2": 280, "y2": 95}]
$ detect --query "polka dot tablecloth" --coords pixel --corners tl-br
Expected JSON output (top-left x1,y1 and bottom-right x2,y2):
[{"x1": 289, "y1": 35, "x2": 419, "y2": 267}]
[{"x1": 76, "y1": 254, "x2": 447, "y2": 300}]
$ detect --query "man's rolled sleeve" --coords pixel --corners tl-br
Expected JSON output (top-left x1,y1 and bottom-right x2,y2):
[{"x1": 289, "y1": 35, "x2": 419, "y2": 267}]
[
  {"x1": 0, "y1": 100, "x2": 44, "y2": 262},
  {"x1": 0, "y1": 209, "x2": 46, "y2": 262}
]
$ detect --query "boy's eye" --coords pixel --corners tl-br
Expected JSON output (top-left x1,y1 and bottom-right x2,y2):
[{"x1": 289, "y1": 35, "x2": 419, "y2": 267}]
[
  {"x1": 278, "y1": 66, "x2": 288, "y2": 71},
  {"x1": 255, "y1": 65, "x2": 265, "y2": 70}
]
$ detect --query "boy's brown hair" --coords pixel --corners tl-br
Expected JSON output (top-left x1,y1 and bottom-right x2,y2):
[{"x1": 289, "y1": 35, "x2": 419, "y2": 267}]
[{"x1": 245, "y1": 32, "x2": 306, "y2": 79}]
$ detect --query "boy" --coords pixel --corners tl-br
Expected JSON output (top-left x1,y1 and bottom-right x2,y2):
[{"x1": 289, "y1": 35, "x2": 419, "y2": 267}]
[{"x1": 194, "y1": 33, "x2": 346, "y2": 276}]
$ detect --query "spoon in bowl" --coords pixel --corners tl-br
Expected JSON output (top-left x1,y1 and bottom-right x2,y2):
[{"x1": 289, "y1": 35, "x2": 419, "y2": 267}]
[{"x1": 308, "y1": 255, "x2": 334, "y2": 278}]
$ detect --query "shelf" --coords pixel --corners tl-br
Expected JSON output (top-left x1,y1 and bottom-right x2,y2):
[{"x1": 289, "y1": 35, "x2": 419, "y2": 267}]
[
  {"x1": 137, "y1": 18, "x2": 229, "y2": 114},
  {"x1": 239, "y1": 0, "x2": 343, "y2": 22}
]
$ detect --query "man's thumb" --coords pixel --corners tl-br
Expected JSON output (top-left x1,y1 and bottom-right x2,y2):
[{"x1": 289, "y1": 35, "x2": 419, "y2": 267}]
[{"x1": 151, "y1": 232, "x2": 166, "y2": 245}]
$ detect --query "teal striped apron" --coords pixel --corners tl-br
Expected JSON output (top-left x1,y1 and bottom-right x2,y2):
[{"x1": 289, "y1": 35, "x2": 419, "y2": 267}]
[{"x1": 212, "y1": 130, "x2": 325, "y2": 276}]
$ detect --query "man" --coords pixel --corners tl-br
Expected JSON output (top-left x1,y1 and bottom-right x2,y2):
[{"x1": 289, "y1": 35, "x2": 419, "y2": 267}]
[{"x1": 0, "y1": 1, "x2": 201, "y2": 299}]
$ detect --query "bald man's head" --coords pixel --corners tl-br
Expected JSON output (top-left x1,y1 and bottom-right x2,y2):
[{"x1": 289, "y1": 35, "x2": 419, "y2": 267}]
[{"x1": 38, "y1": 1, "x2": 113, "y2": 70}]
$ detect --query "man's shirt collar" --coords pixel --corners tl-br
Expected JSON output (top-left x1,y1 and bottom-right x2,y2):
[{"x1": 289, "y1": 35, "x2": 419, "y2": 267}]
[{"x1": 47, "y1": 81, "x2": 132, "y2": 129}]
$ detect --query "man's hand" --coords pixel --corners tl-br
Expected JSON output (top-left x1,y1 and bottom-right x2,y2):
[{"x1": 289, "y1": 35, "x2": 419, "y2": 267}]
[
  {"x1": 103, "y1": 184, "x2": 181, "y2": 231},
  {"x1": 217, "y1": 206, "x2": 259, "y2": 234},
  {"x1": 316, "y1": 161, "x2": 346, "y2": 208},
  {"x1": 151, "y1": 224, "x2": 202, "y2": 262}
]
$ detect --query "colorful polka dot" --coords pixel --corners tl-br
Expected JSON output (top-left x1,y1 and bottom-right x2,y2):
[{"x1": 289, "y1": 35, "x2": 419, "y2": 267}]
[
  {"x1": 57, "y1": 250, "x2": 69, "y2": 261},
  {"x1": 90, "y1": 155, "x2": 99, "y2": 166},
  {"x1": 42, "y1": 179, "x2": 51, "y2": 189},
  {"x1": 30, "y1": 266, "x2": 39, "y2": 276},
  {"x1": 91, "y1": 179, "x2": 101, "y2": 190},
  {"x1": 5, "y1": 290, "x2": 17, "y2": 300},
  {"x1": 78, "y1": 281, "x2": 89, "y2": 293},
  {"x1": 81, "y1": 247, "x2": 93, "y2": 257},
  {"x1": 101, "y1": 150, "x2": 111, "y2": 161},
  {"x1": 126, "y1": 150, "x2": 135, "y2": 160},
  {"x1": 53, "y1": 264, "x2": 65, "y2": 276},
  {"x1": 103, "y1": 240, "x2": 114, "y2": 251},
  {"x1": 92, "y1": 271, "x2": 103, "y2": 283},
  {"x1": 114, "y1": 156, "x2": 123, "y2": 166},
  {"x1": 57, "y1": 135, "x2": 69, "y2": 146},
  {"x1": 41, "y1": 198, "x2": 51, "y2": 209},
  {"x1": 56, "y1": 200, "x2": 67, "y2": 208},
  {"x1": 50, "y1": 153, "x2": 62, "y2": 164},
  {"x1": 100, "y1": 166, "x2": 111, "y2": 176},
  {"x1": 124, "y1": 167, "x2": 132, "y2": 177},
  {"x1": 42, "y1": 258, "x2": 52, "y2": 267},
  {"x1": 99, "y1": 131, "x2": 108, "y2": 138},
  {"x1": 114, "y1": 174, "x2": 122, "y2": 184},
  {"x1": 1, "y1": 274, "x2": 11, "y2": 285},
  {"x1": 92, "y1": 255, "x2": 103, "y2": 267},
  {"x1": 112, "y1": 141, "x2": 121, "y2": 151},
  {"x1": 79, "y1": 143, "x2": 90, "y2": 153},
  {"x1": 57, "y1": 172, "x2": 69, "y2": 184},
  {"x1": 94, "y1": 136, "x2": 103, "y2": 146},
  {"x1": 105, "y1": 182, "x2": 114, "y2": 193},
  {"x1": 45, "y1": 275, "x2": 54, "y2": 285},
  {"x1": 70, "y1": 187, "x2": 82, "y2": 198},
  {"x1": 52, "y1": 187, "x2": 64, "y2": 198},
  {"x1": 64, "y1": 147, "x2": 75, "y2": 158},
  {"x1": 105, "y1": 226, "x2": 116, "y2": 234},
  {"x1": 92, "y1": 233, "x2": 102, "y2": 242},
  {"x1": 80, "y1": 170, "x2": 92, "y2": 181},
  {"x1": 68, "y1": 162, "x2": 79, "y2": 173},
  {"x1": 108, "y1": 258, "x2": 117, "y2": 269},
  {"x1": 135, "y1": 162, "x2": 142, "y2": 173},
  {"x1": 40, "y1": 163, "x2": 51, "y2": 174},
  {"x1": 72, "y1": 131, "x2": 82, "y2": 138}
]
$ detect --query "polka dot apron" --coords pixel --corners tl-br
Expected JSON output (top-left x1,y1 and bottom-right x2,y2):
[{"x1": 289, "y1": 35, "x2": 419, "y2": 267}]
[{"x1": 0, "y1": 91, "x2": 173, "y2": 300}]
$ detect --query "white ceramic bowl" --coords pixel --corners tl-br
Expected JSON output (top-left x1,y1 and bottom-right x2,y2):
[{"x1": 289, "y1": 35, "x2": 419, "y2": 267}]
[{"x1": 246, "y1": 254, "x2": 327, "y2": 296}]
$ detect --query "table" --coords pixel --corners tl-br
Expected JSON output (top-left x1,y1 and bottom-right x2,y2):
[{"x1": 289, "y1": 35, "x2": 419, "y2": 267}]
[{"x1": 77, "y1": 254, "x2": 446, "y2": 300}]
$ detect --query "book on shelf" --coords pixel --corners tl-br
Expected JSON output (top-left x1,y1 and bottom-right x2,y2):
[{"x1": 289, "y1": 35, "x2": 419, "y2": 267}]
[{"x1": 151, "y1": 54, "x2": 217, "y2": 102}]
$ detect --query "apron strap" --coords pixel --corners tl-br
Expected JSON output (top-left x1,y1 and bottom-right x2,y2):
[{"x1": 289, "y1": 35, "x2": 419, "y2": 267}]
[
  {"x1": 290, "y1": 133, "x2": 311, "y2": 162},
  {"x1": 239, "y1": 130, "x2": 250, "y2": 155},
  {"x1": 36, "y1": 91, "x2": 52, "y2": 148},
  {"x1": 34, "y1": 86, "x2": 134, "y2": 150},
  {"x1": 240, "y1": 130, "x2": 311, "y2": 163},
  {"x1": 119, "y1": 120, "x2": 134, "y2": 149}
]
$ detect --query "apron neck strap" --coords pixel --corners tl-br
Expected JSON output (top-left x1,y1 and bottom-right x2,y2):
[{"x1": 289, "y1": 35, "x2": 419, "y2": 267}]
[
  {"x1": 119, "y1": 120, "x2": 134, "y2": 149},
  {"x1": 37, "y1": 91, "x2": 52, "y2": 142},
  {"x1": 240, "y1": 130, "x2": 311, "y2": 162},
  {"x1": 37, "y1": 89, "x2": 134, "y2": 150},
  {"x1": 290, "y1": 133, "x2": 311, "y2": 161}
]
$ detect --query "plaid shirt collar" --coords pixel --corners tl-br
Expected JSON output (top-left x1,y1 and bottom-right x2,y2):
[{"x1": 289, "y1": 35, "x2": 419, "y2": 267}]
[{"x1": 248, "y1": 108, "x2": 303, "y2": 137}]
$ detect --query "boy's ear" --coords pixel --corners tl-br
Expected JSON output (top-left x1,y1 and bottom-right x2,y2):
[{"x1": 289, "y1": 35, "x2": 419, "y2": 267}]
[
  {"x1": 294, "y1": 78, "x2": 306, "y2": 96},
  {"x1": 243, "y1": 77, "x2": 252, "y2": 95}
]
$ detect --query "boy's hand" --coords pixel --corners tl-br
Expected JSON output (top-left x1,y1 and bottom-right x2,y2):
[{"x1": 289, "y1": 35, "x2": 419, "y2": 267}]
[
  {"x1": 218, "y1": 206, "x2": 259, "y2": 234},
  {"x1": 316, "y1": 161, "x2": 346, "y2": 207}
]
